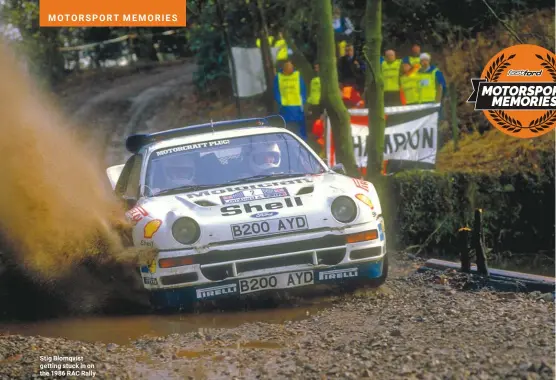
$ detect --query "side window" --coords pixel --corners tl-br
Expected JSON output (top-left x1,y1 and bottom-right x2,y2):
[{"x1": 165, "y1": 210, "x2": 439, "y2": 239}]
[
  {"x1": 124, "y1": 154, "x2": 143, "y2": 199},
  {"x1": 115, "y1": 154, "x2": 143, "y2": 198},
  {"x1": 297, "y1": 145, "x2": 319, "y2": 172}
]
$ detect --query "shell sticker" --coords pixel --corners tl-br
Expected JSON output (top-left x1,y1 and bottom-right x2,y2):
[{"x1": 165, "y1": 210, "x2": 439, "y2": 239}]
[
  {"x1": 355, "y1": 193, "x2": 374, "y2": 209},
  {"x1": 144, "y1": 219, "x2": 162, "y2": 239}
]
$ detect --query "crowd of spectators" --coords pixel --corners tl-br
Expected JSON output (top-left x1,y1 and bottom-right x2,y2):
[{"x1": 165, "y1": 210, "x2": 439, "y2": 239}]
[{"x1": 256, "y1": 5, "x2": 447, "y2": 154}]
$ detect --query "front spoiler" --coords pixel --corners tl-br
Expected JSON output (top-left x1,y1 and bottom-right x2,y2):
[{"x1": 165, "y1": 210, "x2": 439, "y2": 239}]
[{"x1": 148, "y1": 259, "x2": 385, "y2": 309}]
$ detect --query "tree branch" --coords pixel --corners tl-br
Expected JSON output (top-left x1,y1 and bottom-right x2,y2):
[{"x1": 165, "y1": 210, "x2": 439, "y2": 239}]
[
  {"x1": 414, "y1": 217, "x2": 449, "y2": 257},
  {"x1": 187, "y1": 1, "x2": 225, "y2": 30},
  {"x1": 481, "y1": 0, "x2": 524, "y2": 44}
]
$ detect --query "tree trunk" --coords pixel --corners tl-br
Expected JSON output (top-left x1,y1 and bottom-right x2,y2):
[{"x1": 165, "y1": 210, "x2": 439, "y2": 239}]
[
  {"x1": 40, "y1": 28, "x2": 66, "y2": 85},
  {"x1": 256, "y1": 0, "x2": 277, "y2": 113},
  {"x1": 364, "y1": 0, "x2": 386, "y2": 181},
  {"x1": 314, "y1": 0, "x2": 358, "y2": 176},
  {"x1": 215, "y1": 0, "x2": 242, "y2": 117}
]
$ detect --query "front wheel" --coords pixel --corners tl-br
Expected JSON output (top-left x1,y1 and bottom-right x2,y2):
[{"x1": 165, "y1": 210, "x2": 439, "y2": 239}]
[
  {"x1": 369, "y1": 216, "x2": 388, "y2": 287},
  {"x1": 367, "y1": 252, "x2": 388, "y2": 287},
  {"x1": 341, "y1": 218, "x2": 388, "y2": 292}
]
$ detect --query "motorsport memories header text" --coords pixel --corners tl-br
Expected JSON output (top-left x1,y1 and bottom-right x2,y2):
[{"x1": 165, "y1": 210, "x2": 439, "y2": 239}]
[
  {"x1": 470, "y1": 82, "x2": 556, "y2": 110},
  {"x1": 47, "y1": 14, "x2": 179, "y2": 23}
]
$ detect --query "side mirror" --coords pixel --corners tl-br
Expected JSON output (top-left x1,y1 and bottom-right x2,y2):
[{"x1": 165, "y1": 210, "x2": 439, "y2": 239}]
[
  {"x1": 122, "y1": 196, "x2": 137, "y2": 210},
  {"x1": 331, "y1": 163, "x2": 346, "y2": 175}
]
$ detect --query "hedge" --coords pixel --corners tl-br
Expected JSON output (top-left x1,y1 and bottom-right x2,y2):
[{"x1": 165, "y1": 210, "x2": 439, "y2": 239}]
[{"x1": 382, "y1": 149, "x2": 555, "y2": 256}]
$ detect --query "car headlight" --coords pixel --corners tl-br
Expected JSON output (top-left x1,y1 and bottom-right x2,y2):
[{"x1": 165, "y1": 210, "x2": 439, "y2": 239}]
[
  {"x1": 331, "y1": 196, "x2": 357, "y2": 223},
  {"x1": 172, "y1": 217, "x2": 200, "y2": 245}
]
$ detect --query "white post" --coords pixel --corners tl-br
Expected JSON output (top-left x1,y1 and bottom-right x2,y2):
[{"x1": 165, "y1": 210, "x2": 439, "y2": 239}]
[{"x1": 325, "y1": 110, "x2": 333, "y2": 167}]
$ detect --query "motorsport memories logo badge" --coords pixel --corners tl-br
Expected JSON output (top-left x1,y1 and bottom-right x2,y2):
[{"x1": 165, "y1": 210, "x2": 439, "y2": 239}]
[{"x1": 467, "y1": 44, "x2": 556, "y2": 138}]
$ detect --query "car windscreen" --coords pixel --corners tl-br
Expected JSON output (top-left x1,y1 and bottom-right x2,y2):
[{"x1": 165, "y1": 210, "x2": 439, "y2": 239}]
[{"x1": 144, "y1": 132, "x2": 326, "y2": 197}]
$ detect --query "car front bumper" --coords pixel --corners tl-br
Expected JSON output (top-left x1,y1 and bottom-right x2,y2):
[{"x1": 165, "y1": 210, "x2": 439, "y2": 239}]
[
  {"x1": 149, "y1": 259, "x2": 385, "y2": 309},
  {"x1": 139, "y1": 224, "x2": 386, "y2": 308}
]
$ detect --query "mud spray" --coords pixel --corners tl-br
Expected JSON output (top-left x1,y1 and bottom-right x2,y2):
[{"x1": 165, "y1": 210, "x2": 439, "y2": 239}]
[{"x1": 0, "y1": 41, "x2": 155, "y2": 320}]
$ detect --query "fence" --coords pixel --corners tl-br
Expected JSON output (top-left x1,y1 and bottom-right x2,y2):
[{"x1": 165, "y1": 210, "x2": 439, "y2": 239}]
[{"x1": 59, "y1": 29, "x2": 189, "y2": 72}]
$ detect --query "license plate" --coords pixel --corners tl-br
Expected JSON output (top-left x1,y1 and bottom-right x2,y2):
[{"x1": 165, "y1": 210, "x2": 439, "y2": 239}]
[
  {"x1": 143, "y1": 276, "x2": 158, "y2": 285},
  {"x1": 238, "y1": 271, "x2": 314, "y2": 294},
  {"x1": 230, "y1": 215, "x2": 308, "y2": 240}
]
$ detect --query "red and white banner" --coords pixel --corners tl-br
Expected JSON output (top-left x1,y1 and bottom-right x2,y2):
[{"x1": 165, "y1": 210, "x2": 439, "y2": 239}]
[{"x1": 326, "y1": 103, "x2": 441, "y2": 171}]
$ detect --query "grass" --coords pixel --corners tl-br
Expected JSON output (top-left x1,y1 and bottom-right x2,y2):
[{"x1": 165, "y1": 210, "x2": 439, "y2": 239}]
[{"x1": 437, "y1": 129, "x2": 555, "y2": 175}]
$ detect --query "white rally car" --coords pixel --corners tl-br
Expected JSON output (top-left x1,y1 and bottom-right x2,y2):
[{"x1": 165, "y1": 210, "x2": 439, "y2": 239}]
[{"x1": 106, "y1": 117, "x2": 388, "y2": 309}]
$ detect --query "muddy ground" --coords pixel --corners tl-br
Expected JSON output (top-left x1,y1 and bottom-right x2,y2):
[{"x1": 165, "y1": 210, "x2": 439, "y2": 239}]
[
  {"x1": 0, "y1": 62, "x2": 554, "y2": 379},
  {"x1": 1, "y1": 252, "x2": 554, "y2": 380}
]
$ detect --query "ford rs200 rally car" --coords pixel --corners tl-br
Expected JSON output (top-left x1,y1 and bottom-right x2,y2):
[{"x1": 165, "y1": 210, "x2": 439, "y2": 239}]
[{"x1": 106, "y1": 116, "x2": 387, "y2": 309}]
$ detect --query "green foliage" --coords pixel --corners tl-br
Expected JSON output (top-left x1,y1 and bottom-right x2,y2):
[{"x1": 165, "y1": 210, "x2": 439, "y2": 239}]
[
  {"x1": 1, "y1": 0, "x2": 65, "y2": 86},
  {"x1": 188, "y1": 22, "x2": 229, "y2": 93},
  {"x1": 340, "y1": 0, "x2": 554, "y2": 49},
  {"x1": 383, "y1": 156, "x2": 555, "y2": 255},
  {"x1": 186, "y1": 0, "x2": 233, "y2": 93}
]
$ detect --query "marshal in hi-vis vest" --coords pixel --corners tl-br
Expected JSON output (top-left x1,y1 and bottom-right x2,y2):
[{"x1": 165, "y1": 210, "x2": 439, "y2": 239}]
[
  {"x1": 409, "y1": 56, "x2": 421, "y2": 67},
  {"x1": 278, "y1": 71, "x2": 302, "y2": 106},
  {"x1": 400, "y1": 73, "x2": 419, "y2": 104},
  {"x1": 274, "y1": 39, "x2": 288, "y2": 61},
  {"x1": 418, "y1": 68, "x2": 438, "y2": 103},
  {"x1": 382, "y1": 59, "x2": 402, "y2": 92},
  {"x1": 256, "y1": 36, "x2": 275, "y2": 48},
  {"x1": 307, "y1": 76, "x2": 321, "y2": 105}
]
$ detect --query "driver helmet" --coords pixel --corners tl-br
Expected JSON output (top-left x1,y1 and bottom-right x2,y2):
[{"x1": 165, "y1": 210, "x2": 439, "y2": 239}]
[
  {"x1": 249, "y1": 142, "x2": 281, "y2": 173},
  {"x1": 163, "y1": 153, "x2": 196, "y2": 188}
]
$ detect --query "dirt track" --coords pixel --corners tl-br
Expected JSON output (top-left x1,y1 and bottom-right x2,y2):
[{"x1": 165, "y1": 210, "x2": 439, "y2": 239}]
[
  {"x1": 1, "y1": 253, "x2": 554, "y2": 379},
  {"x1": 57, "y1": 60, "x2": 197, "y2": 167}
]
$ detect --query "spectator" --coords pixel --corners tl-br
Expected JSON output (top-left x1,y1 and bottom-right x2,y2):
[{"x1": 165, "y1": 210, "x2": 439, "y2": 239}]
[
  {"x1": 332, "y1": 6, "x2": 355, "y2": 58},
  {"x1": 311, "y1": 117, "x2": 326, "y2": 158},
  {"x1": 338, "y1": 43, "x2": 365, "y2": 88},
  {"x1": 256, "y1": 35, "x2": 275, "y2": 48},
  {"x1": 399, "y1": 57, "x2": 420, "y2": 105},
  {"x1": 406, "y1": 43, "x2": 422, "y2": 68},
  {"x1": 273, "y1": 60, "x2": 308, "y2": 140},
  {"x1": 306, "y1": 63, "x2": 322, "y2": 121},
  {"x1": 381, "y1": 49, "x2": 402, "y2": 106},
  {"x1": 274, "y1": 31, "x2": 289, "y2": 63},
  {"x1": 417, "y1": 53, "x2": 446, "y2": 104},
  {"x1": 306, "y1": 62, "x2": 323, "y2": 152},
  {"x1": 341, "y1": 84, "x2": 365, "y2": 108}
]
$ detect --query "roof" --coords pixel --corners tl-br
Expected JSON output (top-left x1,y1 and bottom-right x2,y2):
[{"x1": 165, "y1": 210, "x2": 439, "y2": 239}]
[
  {"x1": 141, "y1": 126, "x2": 294, "y2": 156},
  {"x1": 126, "y1": 116, "x2": 290, "y2": 155}
]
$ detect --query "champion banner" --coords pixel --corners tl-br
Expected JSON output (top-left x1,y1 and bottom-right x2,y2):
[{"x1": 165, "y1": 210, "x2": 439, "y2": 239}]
[{"x1": 326, "y1": 103, "x2": 441, "y2": 173}]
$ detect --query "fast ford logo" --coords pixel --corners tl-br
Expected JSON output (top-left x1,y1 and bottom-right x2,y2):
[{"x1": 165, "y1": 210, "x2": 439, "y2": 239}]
[{"x1": 251, "y1": 211, "x2": 279, "y2": 218}]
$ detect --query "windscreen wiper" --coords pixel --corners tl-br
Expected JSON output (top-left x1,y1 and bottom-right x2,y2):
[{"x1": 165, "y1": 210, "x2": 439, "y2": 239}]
[
  {"x1": 153, "y1": 184, "x2": 216, "y2": 197},
  {"x1": 224, "y1": 173, "x2": 307, "y2": 186}
]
